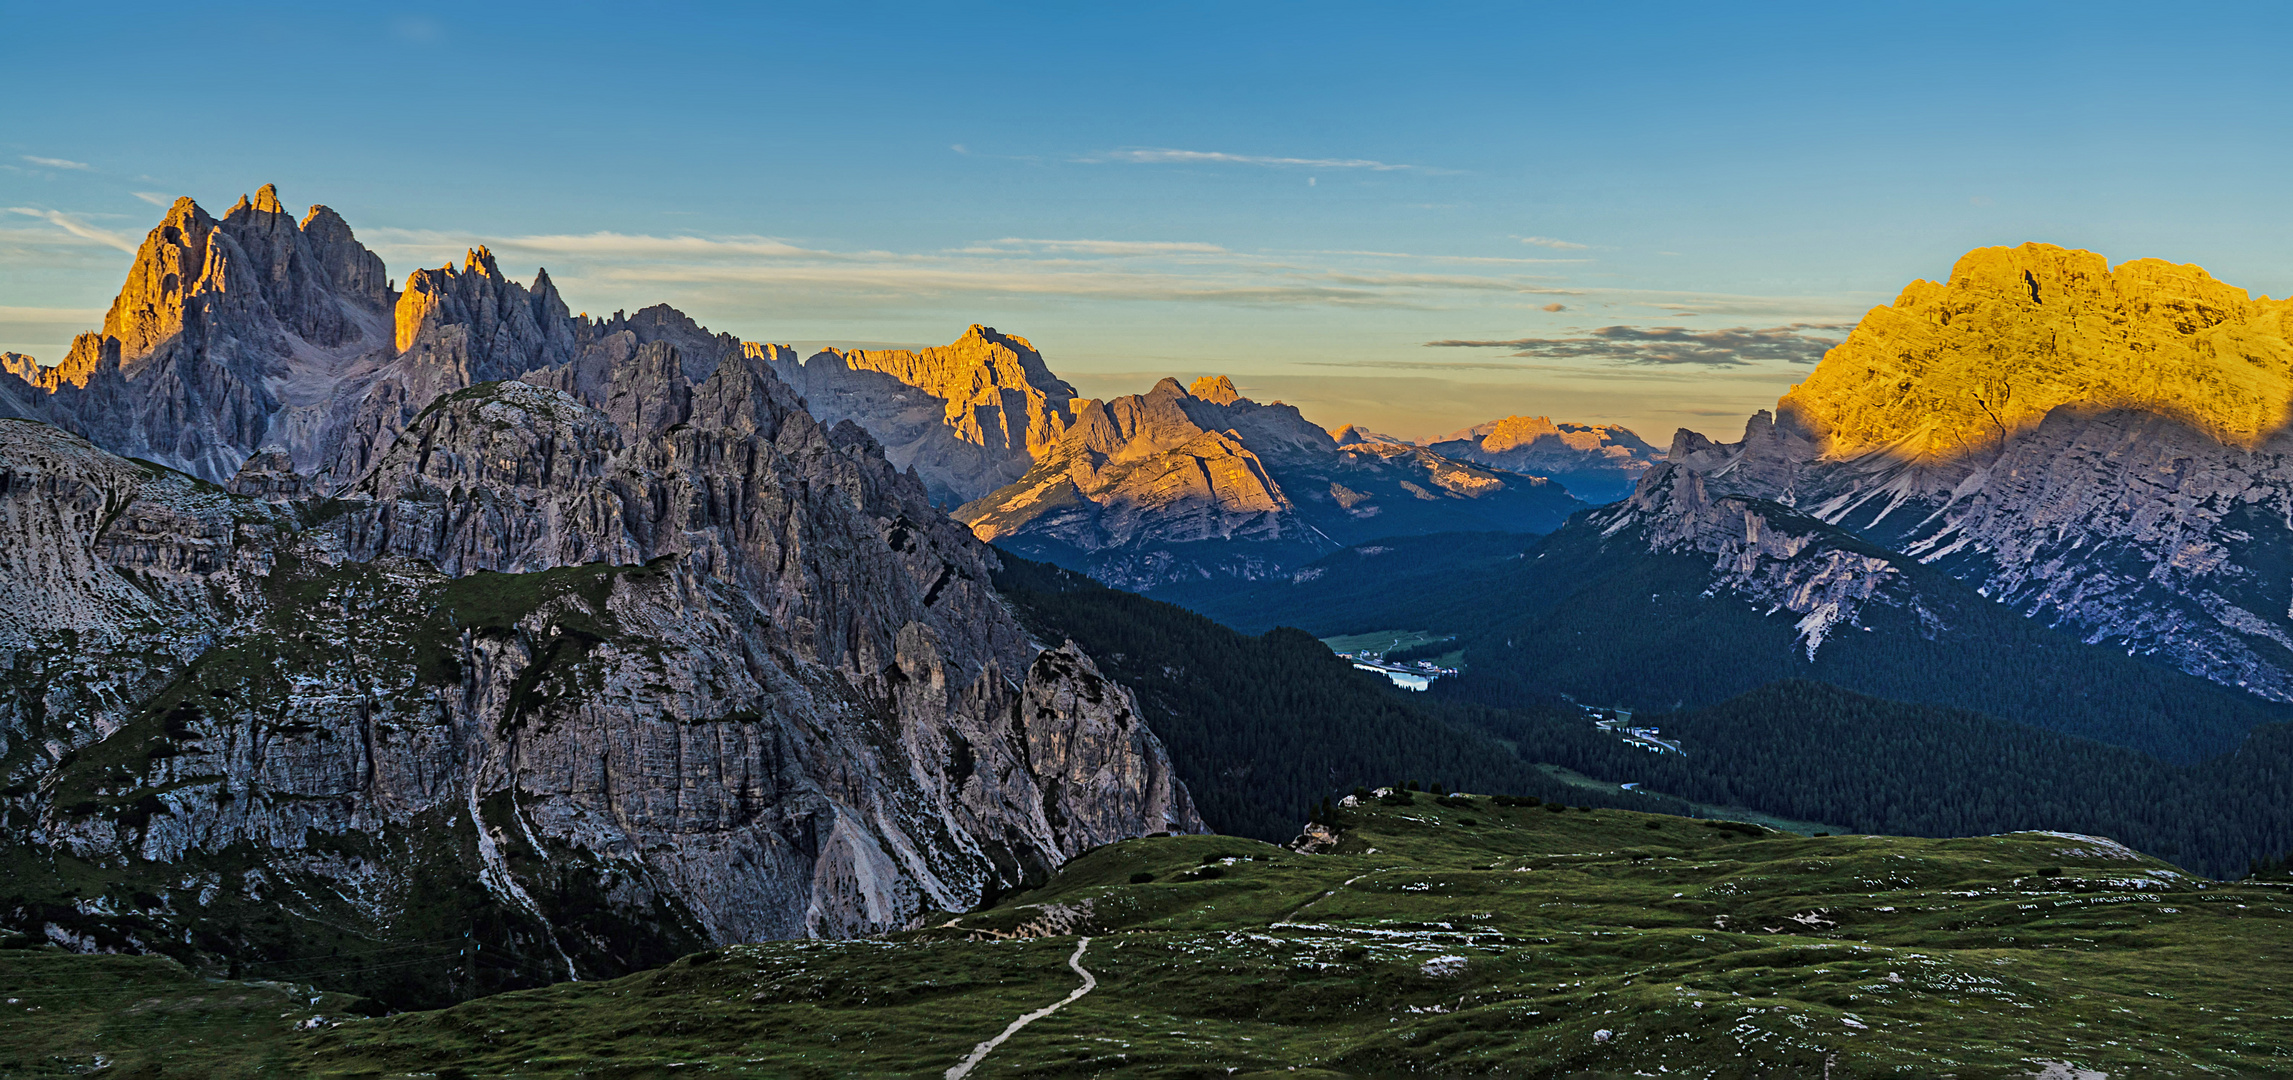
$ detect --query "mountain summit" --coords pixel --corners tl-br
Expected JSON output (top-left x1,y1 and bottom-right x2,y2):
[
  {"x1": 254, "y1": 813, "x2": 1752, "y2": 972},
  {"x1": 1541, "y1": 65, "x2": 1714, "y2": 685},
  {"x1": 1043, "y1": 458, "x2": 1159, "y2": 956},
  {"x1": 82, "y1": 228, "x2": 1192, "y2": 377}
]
[
  {"x1": 1659, "y1": 242, "x2": 2293, "y2": 703},
  {"x1": 1780, "y1": 242, "x2": 2293, "y2": 459},
  {"x1": 767, "y1": 324, "x2": 1078, "y2": 506}
]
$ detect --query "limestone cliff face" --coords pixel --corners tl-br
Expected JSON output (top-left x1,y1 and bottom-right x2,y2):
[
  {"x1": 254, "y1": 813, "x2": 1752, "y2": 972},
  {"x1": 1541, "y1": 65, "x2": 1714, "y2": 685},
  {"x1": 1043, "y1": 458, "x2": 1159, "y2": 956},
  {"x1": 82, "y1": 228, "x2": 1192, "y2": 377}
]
[
  {"x1": 0, "y1": 192, "x2": 1201, "y2": 1004},
  {"x1": 957, "y1": 376, "x2": 1580, "y2": 590},
  {"x1": 768, "y1": 325, "x2": 1078, "y2": 506},
  {"x1": 1781, "y1": 243, "x2": 2293, "y2": 458},
  {"x1": 1668, "y1": 243, "x2": 2293, "y2": 702},
  {"x1": 1427, "y1": 415, "x2": 1662, "y2": 504}
]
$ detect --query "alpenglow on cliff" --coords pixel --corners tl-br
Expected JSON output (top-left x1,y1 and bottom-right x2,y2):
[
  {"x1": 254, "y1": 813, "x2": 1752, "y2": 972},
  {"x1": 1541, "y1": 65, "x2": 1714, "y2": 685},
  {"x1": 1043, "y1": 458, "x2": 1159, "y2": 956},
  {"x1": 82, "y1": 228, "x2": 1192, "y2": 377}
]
[
  {"x1": 0, "y1": 187, "x2": 1199, "y2": 1007},
  {"x1": 1641, "y1": 242, "x2": 2293, "y2": 705}
]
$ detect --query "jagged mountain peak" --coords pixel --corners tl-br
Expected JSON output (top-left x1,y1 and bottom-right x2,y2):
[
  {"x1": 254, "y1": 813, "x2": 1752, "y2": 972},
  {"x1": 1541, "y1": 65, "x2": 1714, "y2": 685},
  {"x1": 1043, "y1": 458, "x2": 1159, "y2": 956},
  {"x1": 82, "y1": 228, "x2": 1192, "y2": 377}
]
[
  {"x1": 1329, "y1": 422, "x2": 1407, "y2": 446},
  {"x1": 1660, "y1": 242, "x2": 2293, "y2": 707}
]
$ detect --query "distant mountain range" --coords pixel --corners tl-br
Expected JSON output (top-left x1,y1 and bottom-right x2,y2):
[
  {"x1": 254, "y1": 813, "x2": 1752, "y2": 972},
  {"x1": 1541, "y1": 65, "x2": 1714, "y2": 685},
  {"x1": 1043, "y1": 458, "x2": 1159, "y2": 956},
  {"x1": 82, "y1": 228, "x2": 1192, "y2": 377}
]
[
  {"x1": 719, "y1": 332, "x2": 1657, "y2": 588},
  {"x1": 1426, "y1": 415, "x2": 1663, "y2": 503},
  {"x1": 955, "y1": 375, "x2": 1581, "y2": 589}
]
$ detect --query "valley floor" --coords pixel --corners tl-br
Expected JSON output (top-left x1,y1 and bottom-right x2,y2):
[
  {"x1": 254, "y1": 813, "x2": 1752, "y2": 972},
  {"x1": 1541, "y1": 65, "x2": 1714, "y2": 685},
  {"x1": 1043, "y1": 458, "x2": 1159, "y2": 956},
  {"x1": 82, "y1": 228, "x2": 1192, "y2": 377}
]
[{"x1": 6, "y1": 797, "x2": 2289, "y2": 1077}]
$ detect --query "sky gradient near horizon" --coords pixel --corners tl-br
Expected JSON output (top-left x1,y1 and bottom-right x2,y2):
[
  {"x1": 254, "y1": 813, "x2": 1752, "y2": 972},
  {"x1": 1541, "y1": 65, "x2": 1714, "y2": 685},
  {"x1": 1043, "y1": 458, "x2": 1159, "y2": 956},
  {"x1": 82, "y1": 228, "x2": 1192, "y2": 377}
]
[{"x1": 7, "y1": 1, "x2": 2293, "y2": 441}]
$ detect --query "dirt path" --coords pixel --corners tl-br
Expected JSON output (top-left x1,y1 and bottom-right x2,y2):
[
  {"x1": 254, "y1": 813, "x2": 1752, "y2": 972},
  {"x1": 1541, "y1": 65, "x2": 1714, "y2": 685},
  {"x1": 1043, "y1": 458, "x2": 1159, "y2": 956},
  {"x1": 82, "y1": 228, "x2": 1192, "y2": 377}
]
[{"x1": 944, "y1": 936, "x2": 1097, "y2": 1079}]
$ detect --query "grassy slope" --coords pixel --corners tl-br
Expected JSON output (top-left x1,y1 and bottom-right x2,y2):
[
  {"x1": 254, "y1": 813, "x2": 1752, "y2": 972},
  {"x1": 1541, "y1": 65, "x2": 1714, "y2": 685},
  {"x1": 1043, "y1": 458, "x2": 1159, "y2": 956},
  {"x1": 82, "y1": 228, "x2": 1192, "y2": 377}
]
[{"x1": 11, "y1": 796, "x2": 2290, "y2": 1077}]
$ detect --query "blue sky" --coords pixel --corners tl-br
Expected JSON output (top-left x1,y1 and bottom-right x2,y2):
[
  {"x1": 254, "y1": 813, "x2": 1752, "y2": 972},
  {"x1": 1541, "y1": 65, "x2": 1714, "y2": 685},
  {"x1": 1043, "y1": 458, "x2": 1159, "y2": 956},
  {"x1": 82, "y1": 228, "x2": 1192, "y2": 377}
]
[{"x1": 6, "y1": 1, "x2": 2292, "y2": 440}]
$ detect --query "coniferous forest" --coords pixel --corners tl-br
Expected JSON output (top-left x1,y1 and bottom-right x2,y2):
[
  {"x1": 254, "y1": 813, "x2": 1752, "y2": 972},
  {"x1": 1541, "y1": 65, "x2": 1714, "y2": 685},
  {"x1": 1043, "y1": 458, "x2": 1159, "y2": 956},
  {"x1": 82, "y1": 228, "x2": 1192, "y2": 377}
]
[
  {"x1": 1005, "y1": 551, "x2": 2293, "y2": 878},
  {"x1": 990, "y1": 554, "x2": 1687, "y2": 840}
]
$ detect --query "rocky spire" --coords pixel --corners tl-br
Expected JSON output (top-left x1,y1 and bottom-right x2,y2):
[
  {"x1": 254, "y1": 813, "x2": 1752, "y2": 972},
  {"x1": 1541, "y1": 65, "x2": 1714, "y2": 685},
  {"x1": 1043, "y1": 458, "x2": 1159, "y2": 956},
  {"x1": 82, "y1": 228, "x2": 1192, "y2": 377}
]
[
  {"x1": 100, "y1": 196, "x2": 217, "y2": 359},
  {"x1": 299, "y1": 203, "x2": 392, "y2": 311}
]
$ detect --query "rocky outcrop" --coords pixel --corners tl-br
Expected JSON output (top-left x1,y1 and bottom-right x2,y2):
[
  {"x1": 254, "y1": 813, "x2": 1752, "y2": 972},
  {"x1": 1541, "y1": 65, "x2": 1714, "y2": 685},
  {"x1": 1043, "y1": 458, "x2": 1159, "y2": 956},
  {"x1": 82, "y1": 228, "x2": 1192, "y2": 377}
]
[
  {"x1": 768, "y1": 325, "x2": 1078, "y2": 506},
  {"x1": 1428, "y1": 415, "x2": 1663, "y2": 504},
  {"x1": 1593, "y1": 459, "x2": 1920, "y2": 661},
  {"x1": 1664, "y1": 243, "x2": 2293, "y2": 703},
  {"x1": 0, "y1": 192, "x2": 1202, "y2": 1007},
  {"x1": 958, "y1": 376, "x2": 1580, "y2": 590}
]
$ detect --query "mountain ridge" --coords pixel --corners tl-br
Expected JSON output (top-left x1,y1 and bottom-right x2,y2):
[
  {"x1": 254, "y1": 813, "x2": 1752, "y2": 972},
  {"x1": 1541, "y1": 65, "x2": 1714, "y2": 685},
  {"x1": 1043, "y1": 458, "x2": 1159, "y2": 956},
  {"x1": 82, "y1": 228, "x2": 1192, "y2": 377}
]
[
  {"x1": 765, "y1": 324, "x2": 1078, "y2": 507},
  {"x1": 0, "y1": 188, "x2": 1199, "y2": 1006},
  {"x1": 956, "y1": 375, "x2": 1581, "y2": 589}
]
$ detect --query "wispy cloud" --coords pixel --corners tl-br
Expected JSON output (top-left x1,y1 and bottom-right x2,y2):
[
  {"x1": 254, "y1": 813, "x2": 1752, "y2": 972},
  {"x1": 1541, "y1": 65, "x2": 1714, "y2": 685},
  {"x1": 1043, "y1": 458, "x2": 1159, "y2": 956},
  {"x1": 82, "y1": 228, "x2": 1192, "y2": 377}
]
[
  {"x1": 131, "y1": 192, "x2": 175, "y2": 207},
  {"x1": 354, "y1": 224, "x2": 1863, "y2": 325},
  {"x1": 987, "y1": 238, "x2": 1229, "y2": 256},
  {"x1": 1519, "y1": 236, "x2": 1588, "y2": 250},
  {"x1": 1087, "y1": 147, "x2": 1420, "y2": 171},
  {"x1": 363, "y1": 227, "x2": 1600, "y2": 310},
  {"x1": 6, "y1": 208, "x2": 137, "y2": 253},
  {"x1": 22, "y1": 155, "x2": 91, "y2": 171},
  {"x1": 501, "y1": 232, "x2": 818, "y2": 259},
  {"x1": 1426, "y1": 323, "x2": 1852, "y2": 367},
  {"x1": 1311, "y1": 249, "x2": 1590, "y2": 266}
]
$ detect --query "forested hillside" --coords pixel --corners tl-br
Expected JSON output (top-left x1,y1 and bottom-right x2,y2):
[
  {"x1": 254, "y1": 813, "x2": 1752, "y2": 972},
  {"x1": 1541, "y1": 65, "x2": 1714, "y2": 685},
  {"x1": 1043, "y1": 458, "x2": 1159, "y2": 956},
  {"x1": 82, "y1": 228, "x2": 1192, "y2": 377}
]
[
  {"x1": 1153, "y1": 531, "x2": 1531, "y2": 633},
  {"x1": 1462, "y1": 680, "x2": 2293, "y2": 879},
  {"x1": 989, "y1": 553, "x2": 1679, "y2": 839},
  {"x1": 1423, "y1": 504, "x2": 2293, "y2": 764},
  {"x1": 1031, "y1": 546, "x2": 2293, "y2": 878},
  {"x1": 1170, "y1": 506, "x2": 2293, "y2": 765}
]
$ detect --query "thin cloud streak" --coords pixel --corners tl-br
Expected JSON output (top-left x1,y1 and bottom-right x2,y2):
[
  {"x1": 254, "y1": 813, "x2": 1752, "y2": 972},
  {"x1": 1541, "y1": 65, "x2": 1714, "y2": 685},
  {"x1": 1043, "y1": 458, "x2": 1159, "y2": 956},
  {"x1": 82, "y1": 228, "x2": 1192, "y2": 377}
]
[
  {"x1": 1426, "y1": 323, "x2": 1852, "y2": 367},
  {"x1": 1310, "y1": 249, "x2": 1592, "y2": 265},
  {"x1": 367, "y1": 228, "x2": 1604, "y2": 309},
  {"x1": 6, "y1": 209, "x2": 137, "y2": 253},
  {"x1": 358, "y1": 226, "x2": 1861, "y2": 319},
  {"x1": 1519, "y1": 236, "x2": 1588, "y2": 250},
  {"x1": 493, "y1": 231, "x2": 819, "y2": 259},
  {"x1": 581, "y1": 263, "x2": 1407, "y2": 306},
  {"x1": 989, "y1": 238, "x2": 1229, "y2": 255},
  {"x1": 1088, "y1": 147, "x2": 1419, "y2": 171},
  {"x1": 23, "y1": 155, "x2": 92, "y2": 171}
]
